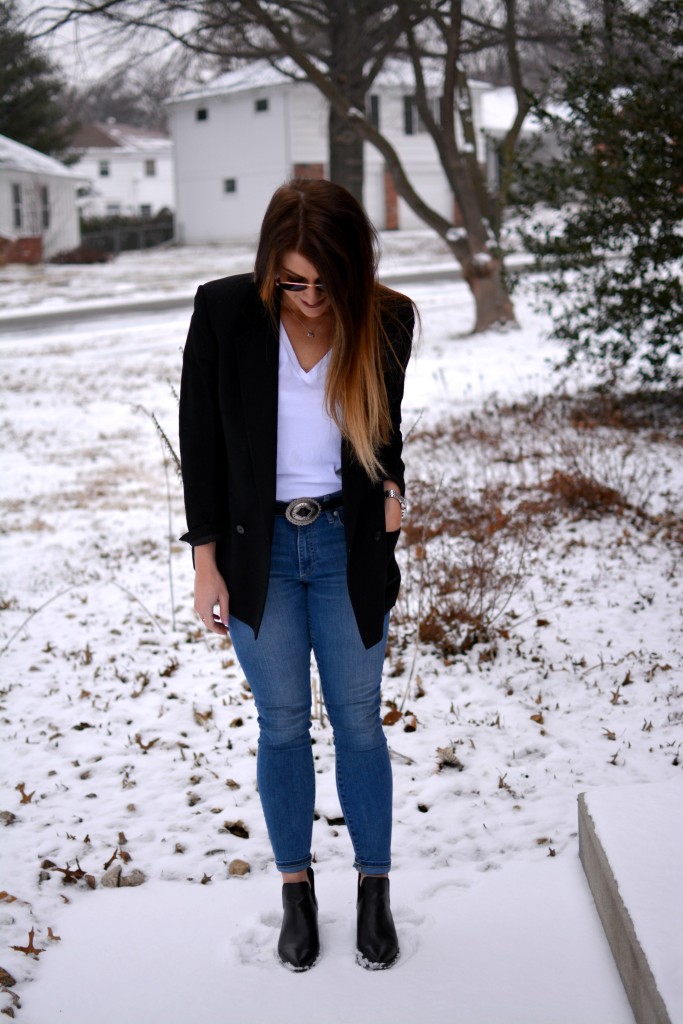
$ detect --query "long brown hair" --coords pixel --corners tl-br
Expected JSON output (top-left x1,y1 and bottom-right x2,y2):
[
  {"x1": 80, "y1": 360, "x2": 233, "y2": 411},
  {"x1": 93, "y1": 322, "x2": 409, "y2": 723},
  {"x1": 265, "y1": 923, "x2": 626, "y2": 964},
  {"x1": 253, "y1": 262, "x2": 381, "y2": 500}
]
[{"x1": 254, "y1": 178, "x2": 407, "y2": 482}]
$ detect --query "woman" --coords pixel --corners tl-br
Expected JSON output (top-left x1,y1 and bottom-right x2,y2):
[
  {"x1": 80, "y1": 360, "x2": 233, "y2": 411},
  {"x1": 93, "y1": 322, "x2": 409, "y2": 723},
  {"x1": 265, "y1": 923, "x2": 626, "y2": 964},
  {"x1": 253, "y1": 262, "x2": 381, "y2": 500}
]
[{"x1": 179, "y1": 178, "x2": 414, "y2": 971}]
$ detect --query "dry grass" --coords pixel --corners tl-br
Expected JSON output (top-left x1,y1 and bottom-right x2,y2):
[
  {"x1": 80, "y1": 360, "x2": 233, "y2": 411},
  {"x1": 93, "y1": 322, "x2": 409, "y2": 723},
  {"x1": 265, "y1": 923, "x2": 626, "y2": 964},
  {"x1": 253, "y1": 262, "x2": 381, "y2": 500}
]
[{"x1": 390, "y1": 389, "x2": 682, "y2": 663}]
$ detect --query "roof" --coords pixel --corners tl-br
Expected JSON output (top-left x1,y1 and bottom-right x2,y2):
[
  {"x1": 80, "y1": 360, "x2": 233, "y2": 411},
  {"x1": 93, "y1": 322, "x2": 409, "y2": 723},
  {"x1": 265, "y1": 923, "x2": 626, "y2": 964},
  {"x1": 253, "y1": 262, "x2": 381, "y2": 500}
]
[
  {"x1": 69, "y1": 121, "x2": 172, "y2": 152},
  {"x1": 168, "y1": 57, "x2": 498, "y2": 108},
  {"x1": 0, "y1": 134, "x2": 81, "y2": 179},
  {"x1": 480, "y1": 87, "x2": 521, "y2": 133},
  {"x1": 167, "y1": 60, "x2": 304, "y2": 105},
  {"x1": 479, "y1": 87, "x2": 567, "y2": 135}
]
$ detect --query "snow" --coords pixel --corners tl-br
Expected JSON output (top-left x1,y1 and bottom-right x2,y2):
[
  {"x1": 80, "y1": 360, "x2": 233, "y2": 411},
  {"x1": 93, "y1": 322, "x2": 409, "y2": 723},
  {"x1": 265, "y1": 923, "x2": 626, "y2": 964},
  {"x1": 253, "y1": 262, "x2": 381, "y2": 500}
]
[
  {"x1": 20, "y1": 862, "x2": 628, "y2": 1024},
  {"x1": 168, "y1": 59, "x2": 308, "y2": 105},
  {"x1": 0, "y1": 134, "x2": 82, "y2": 179},
  {"x1": 1, "y1": 233, "x2": 681, "y2": 1023},
  {"x1": 583, "y1": 779, "x2": 683, "y2": 1020}
]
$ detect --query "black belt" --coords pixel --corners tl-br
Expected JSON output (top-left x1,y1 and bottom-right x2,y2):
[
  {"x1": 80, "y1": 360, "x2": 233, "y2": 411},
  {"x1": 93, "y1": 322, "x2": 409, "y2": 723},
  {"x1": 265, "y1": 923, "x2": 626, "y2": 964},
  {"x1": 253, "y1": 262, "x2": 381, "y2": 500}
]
[{"x1": 275, "y1": 494, "x2": 343, "y2": 526}]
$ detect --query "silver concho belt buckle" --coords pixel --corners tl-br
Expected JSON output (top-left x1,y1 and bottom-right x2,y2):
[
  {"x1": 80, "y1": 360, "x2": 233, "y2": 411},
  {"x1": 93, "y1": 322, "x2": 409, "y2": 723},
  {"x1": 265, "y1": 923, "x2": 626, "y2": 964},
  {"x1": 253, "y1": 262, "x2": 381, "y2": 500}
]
[{"x1": 285, "y1": 497, "x2": 321, "y2": 526}]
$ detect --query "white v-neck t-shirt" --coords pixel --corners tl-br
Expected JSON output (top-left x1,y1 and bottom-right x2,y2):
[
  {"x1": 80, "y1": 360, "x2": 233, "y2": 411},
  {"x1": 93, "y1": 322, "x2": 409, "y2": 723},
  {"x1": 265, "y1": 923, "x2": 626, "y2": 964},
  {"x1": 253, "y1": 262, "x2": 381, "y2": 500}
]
[{"x1": 275, "y1": 321, "x2": 342, "y2": 501}]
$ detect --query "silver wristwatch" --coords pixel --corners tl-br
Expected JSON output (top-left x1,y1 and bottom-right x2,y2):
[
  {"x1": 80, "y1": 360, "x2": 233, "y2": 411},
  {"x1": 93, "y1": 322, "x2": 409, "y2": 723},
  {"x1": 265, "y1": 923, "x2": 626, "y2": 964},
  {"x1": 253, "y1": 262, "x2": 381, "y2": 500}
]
[{"x1": 384, "y1": 488, "x2": 407, "y2": 519}]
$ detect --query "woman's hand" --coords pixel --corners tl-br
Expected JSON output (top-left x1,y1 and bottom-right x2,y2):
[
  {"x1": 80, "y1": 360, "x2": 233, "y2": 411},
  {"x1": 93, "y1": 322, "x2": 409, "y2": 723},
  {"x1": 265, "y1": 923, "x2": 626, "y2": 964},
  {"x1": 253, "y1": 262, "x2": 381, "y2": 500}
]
[
  {"x1": 193, "y1": 542, "x2": 229, "y2": 635},
  {"x1": 383, "y1": 480, "x2": 403, "y2": 532}
]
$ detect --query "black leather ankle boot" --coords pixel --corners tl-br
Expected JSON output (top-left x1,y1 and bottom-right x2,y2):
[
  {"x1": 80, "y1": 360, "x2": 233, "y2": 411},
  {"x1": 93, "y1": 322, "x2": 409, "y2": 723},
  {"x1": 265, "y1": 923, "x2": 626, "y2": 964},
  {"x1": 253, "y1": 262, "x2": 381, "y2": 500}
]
[
  {"x1": 277, "y1": 867, "x2": 320, "y2": 971},
  {"x1": 356, "y1": 875, "x2": 399, "y2": 969}
]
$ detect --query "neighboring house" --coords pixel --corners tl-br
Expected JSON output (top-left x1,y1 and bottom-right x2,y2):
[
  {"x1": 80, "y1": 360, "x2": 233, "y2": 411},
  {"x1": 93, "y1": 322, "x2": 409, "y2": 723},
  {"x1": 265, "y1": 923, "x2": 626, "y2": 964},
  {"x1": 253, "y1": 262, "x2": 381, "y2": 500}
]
[
  {"x1": 166, "y1": 60, "x2": 532, "y2": 245},
  {"x1": 0, "y1": 133, "x2": 81, "y2": 262},
  {"x1": 68, "y1": 121, "x2": 175, "y2": 219}
]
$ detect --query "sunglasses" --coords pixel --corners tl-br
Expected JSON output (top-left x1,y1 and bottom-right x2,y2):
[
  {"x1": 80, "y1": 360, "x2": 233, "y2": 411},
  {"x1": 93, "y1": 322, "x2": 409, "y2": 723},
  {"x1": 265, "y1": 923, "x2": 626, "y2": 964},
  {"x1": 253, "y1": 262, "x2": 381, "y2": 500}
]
[{"x1": 275, "y1": 275, "x2": 327, "y2": 294}]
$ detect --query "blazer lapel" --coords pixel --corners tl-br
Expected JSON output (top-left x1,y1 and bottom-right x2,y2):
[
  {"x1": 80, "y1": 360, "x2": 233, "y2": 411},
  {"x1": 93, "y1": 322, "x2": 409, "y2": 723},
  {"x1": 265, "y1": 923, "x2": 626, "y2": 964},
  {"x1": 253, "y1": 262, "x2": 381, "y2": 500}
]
[{"x1": 232, "y1": 302, "x2": 279, "y2": 523}]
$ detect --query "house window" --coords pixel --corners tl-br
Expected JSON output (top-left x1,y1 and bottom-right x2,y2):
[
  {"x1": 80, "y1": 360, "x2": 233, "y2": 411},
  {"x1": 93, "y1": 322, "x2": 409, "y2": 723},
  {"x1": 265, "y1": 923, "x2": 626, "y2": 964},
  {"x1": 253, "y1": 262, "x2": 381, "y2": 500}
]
[
  {"x1": 367, "y1": 94, "x2": 380, "y2": 129},
  {"x1": 41, "y1": 186, "x2": 50, "y2": 229},
  {"x1": 144, "y1": 159, "x2": 156, "y2": 177},
  {"x1": 106, "y1": 203, "x2": 121, "y2": 215},
  {"x1": 196, "y1": 108, "x2": 208, "y2": 121},
  {"x1": 140, "y1": 204, "x2": 152, "y2": 218},
  {"x1": 255, "y1": 97, "x2": 269, "y2": 113},
  {"x1": 223, "y1": 178, "x2": 237, "y2": 193},
  {"x1": 11, "y1": 183, "x2": 22, "y2": 229},
  {"x1": 403, "y1": 95, "x2": 441, "y2": 135},
  {"x1": 99, "y1": 159, "x2": 110, "y2": 177}
]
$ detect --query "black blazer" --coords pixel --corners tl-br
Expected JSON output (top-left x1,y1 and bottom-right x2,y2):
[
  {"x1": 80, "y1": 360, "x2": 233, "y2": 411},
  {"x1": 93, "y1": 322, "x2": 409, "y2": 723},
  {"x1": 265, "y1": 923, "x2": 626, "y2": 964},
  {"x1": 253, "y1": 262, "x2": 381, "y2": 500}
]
[{"x1": 179, "y1": 273, "x2": 414, "y2": 649}]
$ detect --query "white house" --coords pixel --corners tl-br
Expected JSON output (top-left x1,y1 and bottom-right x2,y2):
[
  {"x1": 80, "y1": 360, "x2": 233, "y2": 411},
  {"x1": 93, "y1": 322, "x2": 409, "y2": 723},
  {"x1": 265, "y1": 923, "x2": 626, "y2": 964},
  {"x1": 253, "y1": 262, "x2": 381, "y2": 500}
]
[
  {"x1": 0, "y1": 134, "x2": 81, "y2": 262},
  {"x1": 166, "y1": 60, "x2": 522, "y2": 245},
  {"x1": 68, "y1": 121, "x2": 175, "y2": 219}
]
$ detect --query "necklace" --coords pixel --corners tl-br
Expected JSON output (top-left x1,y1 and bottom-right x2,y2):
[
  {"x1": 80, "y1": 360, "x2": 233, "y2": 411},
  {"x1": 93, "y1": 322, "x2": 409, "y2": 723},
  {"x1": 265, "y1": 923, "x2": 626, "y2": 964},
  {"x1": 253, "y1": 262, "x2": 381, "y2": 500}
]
[{"x1": 286, "y1": 307, "x2": 317, "y2": 338}]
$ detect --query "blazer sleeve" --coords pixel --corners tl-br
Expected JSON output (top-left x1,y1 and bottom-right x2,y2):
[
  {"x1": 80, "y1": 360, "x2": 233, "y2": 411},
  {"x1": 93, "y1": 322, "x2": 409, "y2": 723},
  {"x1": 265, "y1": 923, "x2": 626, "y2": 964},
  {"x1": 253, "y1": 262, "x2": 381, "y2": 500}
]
[
  {"x1": 178, "y1": 285, "x2": 228, "y2": 546},
  {"x1": 378, "y1": 298, "x2": 415, "y2": 494}
]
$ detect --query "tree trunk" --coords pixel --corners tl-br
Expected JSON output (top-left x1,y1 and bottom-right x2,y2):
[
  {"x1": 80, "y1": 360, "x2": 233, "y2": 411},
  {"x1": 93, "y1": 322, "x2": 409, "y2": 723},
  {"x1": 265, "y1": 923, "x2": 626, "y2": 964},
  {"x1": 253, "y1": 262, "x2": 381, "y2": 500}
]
[
  {"x1": 326, "y1": 2, "x2": 366, "y2": 204},
  {"x1": 463, "y1": 257, "x2": 515, "y2": 333},
  {"x1": 328, "y1": 103, "x2": 364, "y2": 202}
]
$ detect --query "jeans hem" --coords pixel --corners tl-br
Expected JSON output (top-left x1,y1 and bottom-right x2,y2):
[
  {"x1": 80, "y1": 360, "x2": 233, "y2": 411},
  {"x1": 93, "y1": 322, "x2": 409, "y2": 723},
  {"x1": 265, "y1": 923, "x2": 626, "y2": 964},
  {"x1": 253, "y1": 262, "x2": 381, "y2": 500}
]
[
  {"x1": 354, "y1": 861, "x2": 391, "y2": 875},
  {"x1": 275, "y1": 857, "x2": 313, "y2": 873}
]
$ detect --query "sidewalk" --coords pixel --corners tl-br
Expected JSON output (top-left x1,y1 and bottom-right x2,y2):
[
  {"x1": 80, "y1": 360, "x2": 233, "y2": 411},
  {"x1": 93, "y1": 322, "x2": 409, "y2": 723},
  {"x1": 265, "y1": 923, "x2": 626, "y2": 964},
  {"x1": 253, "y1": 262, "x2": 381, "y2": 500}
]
[{"x1": 20, "y1": 860, "x2": 635, "y2": 1024}]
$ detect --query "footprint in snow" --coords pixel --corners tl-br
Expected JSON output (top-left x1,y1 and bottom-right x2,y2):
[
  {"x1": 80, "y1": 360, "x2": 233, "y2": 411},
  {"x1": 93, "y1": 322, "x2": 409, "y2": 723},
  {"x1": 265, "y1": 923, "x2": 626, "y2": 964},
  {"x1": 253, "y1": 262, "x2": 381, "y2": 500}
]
[{"x1": 233, "y1": 914, "x2": 280, "y2": 966}]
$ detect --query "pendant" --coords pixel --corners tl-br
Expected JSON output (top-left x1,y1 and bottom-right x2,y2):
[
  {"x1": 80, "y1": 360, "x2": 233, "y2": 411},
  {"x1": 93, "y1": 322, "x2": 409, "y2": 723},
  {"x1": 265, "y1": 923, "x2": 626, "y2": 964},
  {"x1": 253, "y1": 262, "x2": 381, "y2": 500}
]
[{"x1": 307, "y1": 330, "x2": 315, "y2": 338}]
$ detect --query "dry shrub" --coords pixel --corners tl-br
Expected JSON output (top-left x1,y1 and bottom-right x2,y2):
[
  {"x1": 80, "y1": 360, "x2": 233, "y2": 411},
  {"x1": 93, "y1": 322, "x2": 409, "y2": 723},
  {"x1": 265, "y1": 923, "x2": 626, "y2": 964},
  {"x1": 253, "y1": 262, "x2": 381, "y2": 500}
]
[
  {"x1": 567, "y1": 389, "x2": 683, "y2": 442},
  {"x1": 392, "y1": 480, "x2": 531, "y2": 661},
  {"x1": 542, "y1": 419, "x2": 656, "y2": 514},
  {"x1": 392, "y1": 389, "x2": 681, "y2": 660},
  {"x1": 540, "y1": 470, "x2": 623, "y2": 515}
]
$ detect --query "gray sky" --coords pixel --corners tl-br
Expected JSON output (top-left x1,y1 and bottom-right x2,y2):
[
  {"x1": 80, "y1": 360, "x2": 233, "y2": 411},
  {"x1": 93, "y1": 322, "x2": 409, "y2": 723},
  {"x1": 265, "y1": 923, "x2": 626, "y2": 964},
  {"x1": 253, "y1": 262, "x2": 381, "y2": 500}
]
[{"x1": 19, "y1": 1, "x2": 180, "y2": 84}]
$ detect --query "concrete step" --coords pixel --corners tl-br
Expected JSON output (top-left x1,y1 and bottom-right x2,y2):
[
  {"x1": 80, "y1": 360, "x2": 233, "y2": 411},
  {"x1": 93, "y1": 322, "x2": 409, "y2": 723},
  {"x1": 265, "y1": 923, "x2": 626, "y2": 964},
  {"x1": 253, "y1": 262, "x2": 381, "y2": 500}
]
[{"x1": 579, "y1": 778, "x2": 683, "y2": 1024}]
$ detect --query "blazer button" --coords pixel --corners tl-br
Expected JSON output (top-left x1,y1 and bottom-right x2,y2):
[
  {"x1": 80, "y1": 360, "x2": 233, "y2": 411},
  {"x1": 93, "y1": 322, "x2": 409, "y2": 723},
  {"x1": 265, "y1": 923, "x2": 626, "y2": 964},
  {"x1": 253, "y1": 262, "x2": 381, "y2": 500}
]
[
  {"x1": 373, "y1": 530, "x2": 382, "y2": 541},
  {"x1": 236, "y1": 524, "x2": 245, "y2": 535}
]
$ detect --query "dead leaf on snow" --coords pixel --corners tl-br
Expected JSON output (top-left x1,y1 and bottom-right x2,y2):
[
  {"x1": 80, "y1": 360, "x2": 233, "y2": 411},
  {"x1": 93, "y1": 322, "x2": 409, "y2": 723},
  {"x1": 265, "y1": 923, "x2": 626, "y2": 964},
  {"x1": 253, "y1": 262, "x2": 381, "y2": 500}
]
[
  {"x1": 15, "y1": 784, "x2": 34, "y2": 804},
  {"x1": 10, "y1": 929, "x2": 44, "y2": 957},
  {"x1": 135, "y1": 734, "x2": 159, "y2": 752},
  {"x1": 103, "y1": 848, "x2": 118, "y2": 870},
  {"x1": 193, "y1": 707, "x2": 213, "y2": 727},
  {"x1": 436, "y1": 746, "x2": 464, "y2": 771},
  {"x1": 221, "y1": 820, "x2": 249, "y2": 839},
  {"x1": 1, "y1": 989, "x2": 20, "y2": 1017}
]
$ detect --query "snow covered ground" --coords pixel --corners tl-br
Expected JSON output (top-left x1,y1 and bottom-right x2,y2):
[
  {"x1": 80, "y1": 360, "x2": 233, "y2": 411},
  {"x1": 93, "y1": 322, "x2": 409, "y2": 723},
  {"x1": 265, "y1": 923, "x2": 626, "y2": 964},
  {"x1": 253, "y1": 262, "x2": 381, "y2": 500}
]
[{"x1": 1, "y1": 235, "x2": 681, "y2": 1023}]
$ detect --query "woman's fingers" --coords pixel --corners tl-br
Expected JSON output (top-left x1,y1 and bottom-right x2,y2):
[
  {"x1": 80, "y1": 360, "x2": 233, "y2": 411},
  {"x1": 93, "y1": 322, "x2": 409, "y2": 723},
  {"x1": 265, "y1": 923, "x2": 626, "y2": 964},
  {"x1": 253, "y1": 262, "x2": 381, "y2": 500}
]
[
  {"x1": 194, "y1": 574, "x2": 229, "y2": 635},
  {"x1": 218, "y1": 589, "x2": 229, "y2": 628}
]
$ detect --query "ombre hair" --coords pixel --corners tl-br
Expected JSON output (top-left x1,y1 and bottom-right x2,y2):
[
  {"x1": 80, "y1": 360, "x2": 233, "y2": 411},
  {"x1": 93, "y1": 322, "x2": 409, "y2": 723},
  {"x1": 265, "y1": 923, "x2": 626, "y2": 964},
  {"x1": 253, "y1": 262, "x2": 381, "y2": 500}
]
[{"x1": 254, "y1": 178, "x2": 411, "y2": 482}]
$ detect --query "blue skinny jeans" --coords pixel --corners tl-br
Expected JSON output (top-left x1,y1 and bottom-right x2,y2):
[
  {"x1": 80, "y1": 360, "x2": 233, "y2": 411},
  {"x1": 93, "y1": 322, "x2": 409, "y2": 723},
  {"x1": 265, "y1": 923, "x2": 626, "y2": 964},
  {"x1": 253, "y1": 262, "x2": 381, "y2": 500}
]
[{"x1": 228, "y1": 501, "x2": 392, "y2": 876}]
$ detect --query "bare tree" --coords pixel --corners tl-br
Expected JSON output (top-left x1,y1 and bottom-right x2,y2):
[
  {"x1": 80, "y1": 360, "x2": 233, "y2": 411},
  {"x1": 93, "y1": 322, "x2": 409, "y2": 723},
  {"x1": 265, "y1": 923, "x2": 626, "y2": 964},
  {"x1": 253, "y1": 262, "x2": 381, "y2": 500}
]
[
  {"x1": 29, "y1": 1, "x2": 410, "y2": 200},
  {"x1": 30, "y1": 0, "x2": 567, "y2": 331},
  {"x1": 62, "y1": 49, "x2": 192, "y2": 130}
]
